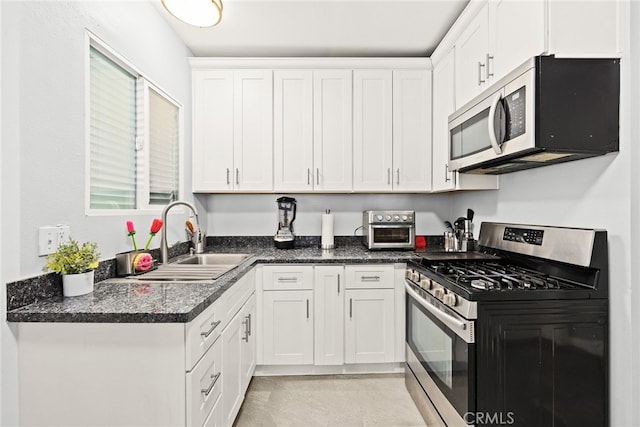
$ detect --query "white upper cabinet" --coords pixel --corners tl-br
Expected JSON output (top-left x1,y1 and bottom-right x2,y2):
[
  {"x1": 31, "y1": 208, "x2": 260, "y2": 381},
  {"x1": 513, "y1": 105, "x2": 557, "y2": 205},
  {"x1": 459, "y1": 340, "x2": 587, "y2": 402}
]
[
  {"x1": 313, "y1": 70, "x2": 353, "y2": 192},
  {"x1": 451, "y1": 0, "x2": 619, "y2": 109},
  {"x1": 233, "y1": 70, "x2": 273, "y2": 192},
  {"x1": 454, "y1": 4, "x2": 490, "y2": 108},
  {"x1": 192, "y1": 70, "x2": 235, "y2": 192},
  {"x1": 353, "y1": 70, "x2": 393, "y2": 191},
  {"x1": 273, "y1": 70, "x2": 314, "y2": 192},
  {"x1": 192, "y1": 69, "x2": 273, "y2": 192},
  {"x1": 393, "y1": 70, "x2": 432, "y2": 191},
  {"x1": 488, "y1": 0, "x2": 545, "y2": 81}
]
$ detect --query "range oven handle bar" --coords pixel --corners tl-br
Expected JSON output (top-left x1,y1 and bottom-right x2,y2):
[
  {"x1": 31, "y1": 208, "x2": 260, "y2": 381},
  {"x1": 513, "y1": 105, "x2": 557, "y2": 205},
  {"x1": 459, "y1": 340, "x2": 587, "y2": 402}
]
[{"x1": 405, "y1": 282, "x2": 474, "y2": 343}]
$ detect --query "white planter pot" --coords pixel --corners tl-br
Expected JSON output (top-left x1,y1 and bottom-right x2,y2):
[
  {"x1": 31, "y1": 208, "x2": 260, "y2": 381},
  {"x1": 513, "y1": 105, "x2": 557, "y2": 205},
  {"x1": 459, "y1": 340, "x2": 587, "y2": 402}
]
[{"x1": 62, "y1": 271, "x2": 95, "y2": 297}]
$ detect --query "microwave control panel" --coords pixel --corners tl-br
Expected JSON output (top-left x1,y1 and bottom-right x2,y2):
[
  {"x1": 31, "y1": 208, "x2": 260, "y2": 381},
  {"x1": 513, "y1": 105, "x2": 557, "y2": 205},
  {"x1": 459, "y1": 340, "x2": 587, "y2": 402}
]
[
  {"x1": 503, "y1": 227, "x2": 544, "y2": 246},
  {"x1": 504, "y1": 86, "x2": 526, "y2": 140}
]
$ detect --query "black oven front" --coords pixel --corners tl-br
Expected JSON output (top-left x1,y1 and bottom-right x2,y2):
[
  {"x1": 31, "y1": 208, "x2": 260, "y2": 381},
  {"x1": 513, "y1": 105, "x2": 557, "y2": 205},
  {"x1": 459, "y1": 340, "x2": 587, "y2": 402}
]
[{"x1": 405, "y1": 282, "x2": 476, "y2": 426}]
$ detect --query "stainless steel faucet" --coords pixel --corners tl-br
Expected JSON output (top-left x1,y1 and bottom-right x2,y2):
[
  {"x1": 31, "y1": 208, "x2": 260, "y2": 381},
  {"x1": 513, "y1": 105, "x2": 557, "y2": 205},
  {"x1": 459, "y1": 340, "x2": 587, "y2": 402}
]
[{"x1": 160, "y1": 201, "x2": 204, "y2": 264}]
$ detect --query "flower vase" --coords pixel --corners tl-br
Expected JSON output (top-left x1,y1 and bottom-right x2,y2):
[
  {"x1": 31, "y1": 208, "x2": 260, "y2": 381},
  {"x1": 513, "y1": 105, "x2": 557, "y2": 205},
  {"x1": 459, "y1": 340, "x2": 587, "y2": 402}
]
[{"x1": 62, "y1": 270, "x2": 95, "y2": 297}]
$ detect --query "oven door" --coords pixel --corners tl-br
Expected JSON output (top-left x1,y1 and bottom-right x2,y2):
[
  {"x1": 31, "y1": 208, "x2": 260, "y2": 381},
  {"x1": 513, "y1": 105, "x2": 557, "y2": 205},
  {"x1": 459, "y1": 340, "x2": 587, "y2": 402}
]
[
  {"x1": 368, "y1": 224, "x2": 415, "y2": 249},
  {"x1": 405, "y1": 282, "x2": 475, "y2": 426}
]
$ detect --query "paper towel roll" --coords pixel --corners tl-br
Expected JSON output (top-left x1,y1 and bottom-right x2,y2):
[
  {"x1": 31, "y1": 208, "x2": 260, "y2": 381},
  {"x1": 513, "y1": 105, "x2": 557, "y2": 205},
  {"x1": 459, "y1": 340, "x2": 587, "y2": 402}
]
[{"x1": 321, "y1": 211, "x2": 334, "y2": 249}]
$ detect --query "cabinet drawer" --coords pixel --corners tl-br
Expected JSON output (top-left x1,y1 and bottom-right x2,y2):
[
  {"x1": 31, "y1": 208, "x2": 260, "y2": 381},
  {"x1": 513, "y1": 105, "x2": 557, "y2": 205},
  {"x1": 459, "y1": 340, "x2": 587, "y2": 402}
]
[
  {"x1": 345, "y1": 265, "x2": 394, "y2": 289},
  {"x1": 186, "y1": 298, "x2": 224, "y2": 371},
  {"x1": 223, "y1": 268, "x2": 256, "y2": 322},
  {"x1": 187, "y1": 336, "x2": 222, "y2": 427},
  {"x1": 262, "y1": 265, "x2": 313, "y2": 290}
]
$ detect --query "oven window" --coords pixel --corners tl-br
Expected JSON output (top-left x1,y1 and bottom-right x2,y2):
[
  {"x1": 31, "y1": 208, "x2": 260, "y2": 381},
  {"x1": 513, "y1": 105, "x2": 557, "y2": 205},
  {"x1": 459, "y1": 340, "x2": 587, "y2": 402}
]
[
  {"x1": 406, "y1": 291, "x2": 475, "y2": 419},
  {"x1": 372, "y1": 227, "x2": 410, "y2": 243},
  {"x1": 412, "y1": 308, "x2": 453, "y2": 387}
]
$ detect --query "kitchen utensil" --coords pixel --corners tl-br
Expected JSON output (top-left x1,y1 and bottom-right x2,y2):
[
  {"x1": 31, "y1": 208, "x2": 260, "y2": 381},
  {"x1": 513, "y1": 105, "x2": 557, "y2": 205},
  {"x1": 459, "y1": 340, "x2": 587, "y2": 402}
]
[
  {"x1": 126, "y1": 220, "x2": 138, "y2": 251},
  {"x1": 144, "y1": 218, "x2": 164, "y2": 250},
  {"x1": 467, "y1": 209, "x2": 474, "y2": 222},
  {"x1": 186, "y1": 220, "x2": 195, "y2": 235},
  {"x1": 132, "y1": 252, "x2": 154, "y2": 272},
  {"x1": 444, "y1": 221, "x2": 454, "y2": 231},
  {"x1": 274, "y1": 196, "x2": 297, "y2": 249}
]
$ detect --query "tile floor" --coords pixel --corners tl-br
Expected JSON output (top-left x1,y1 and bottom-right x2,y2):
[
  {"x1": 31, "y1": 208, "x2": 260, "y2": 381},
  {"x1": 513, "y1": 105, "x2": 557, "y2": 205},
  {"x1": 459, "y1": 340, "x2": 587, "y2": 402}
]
[{"x1": 233, "y1": 373, "x2": 427, "y2": 427}]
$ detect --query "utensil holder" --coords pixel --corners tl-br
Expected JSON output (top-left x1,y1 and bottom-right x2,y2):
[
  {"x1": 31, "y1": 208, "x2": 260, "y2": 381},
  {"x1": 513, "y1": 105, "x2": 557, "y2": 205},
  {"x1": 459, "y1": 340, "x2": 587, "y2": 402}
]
[{"x1": 116, "y1": 250, "x2": 155, "y2": 276}]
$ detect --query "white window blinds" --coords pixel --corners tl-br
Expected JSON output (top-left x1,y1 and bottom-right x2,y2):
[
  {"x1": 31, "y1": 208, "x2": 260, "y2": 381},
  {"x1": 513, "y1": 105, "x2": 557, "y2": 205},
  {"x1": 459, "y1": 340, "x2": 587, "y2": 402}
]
[
  {"x1": 88, "y1": 38, "x2": 181, "y2": 212},
  {"x1": 89, "y1": 47, "x2": 137, "y2": 209},
  {"x1": 148, "y1": 87, "x2": 179, "y2": 205}
]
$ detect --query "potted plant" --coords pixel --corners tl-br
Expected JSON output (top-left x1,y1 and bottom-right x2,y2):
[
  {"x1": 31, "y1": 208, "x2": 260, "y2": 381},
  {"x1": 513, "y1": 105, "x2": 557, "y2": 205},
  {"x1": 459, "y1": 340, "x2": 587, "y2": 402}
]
[{"x1": 45, "y1": 239, "x2": 100, "y2": 297}]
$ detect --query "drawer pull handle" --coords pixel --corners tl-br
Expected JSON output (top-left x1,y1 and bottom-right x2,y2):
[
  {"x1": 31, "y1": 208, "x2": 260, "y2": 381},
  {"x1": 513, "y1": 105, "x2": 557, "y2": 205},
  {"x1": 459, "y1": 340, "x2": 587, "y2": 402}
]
[
  {"x1": 361, "y1": 275, "x2": 381, "y2": 282},
  {"x1": 306, "y1": 299, "x2": 310, "y2": 319},
  {"x1": 201, "y1": 320, "x2": 222, "y2": 338},
  {"x1": 201, "y1": 372, "x2": 221, "y2": 397},
  {"x1": 242, "y1": 314, "x2": 252, "y2": 342},
  {"x1": 277, "y1": 277, "x2": 298, "y2": 282},
  {"x1": 349, "y1": 298, "x2": 353, "y2": 319},
  {"x1": 337, "y1": 275, "x2": 340, "y2": 294},
  {"x1": 226, "y1": 168, "x2": 230, "y2": 185}
]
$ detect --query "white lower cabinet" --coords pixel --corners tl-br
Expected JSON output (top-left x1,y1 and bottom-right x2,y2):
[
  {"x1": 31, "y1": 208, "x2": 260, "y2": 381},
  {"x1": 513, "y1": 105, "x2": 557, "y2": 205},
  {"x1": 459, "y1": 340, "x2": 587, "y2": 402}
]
[
  {"x1": 222, "y1": 292, "x2": 256, "y2": 427},
  {"x1": 344, "y1": 265, "x2": 396, "y2": 364},
  {"x1": 261, "y1": 264, "x2": 315, "y2": 365},
  {"x1": 314, "y1": 266, "x2": 345, "y2": 365},
  {"x1": 258, "y1": 263, "x2": 402, "y2": 369},
  {"x1": 17, "y1": 269, "x2": 256, "y2": 427},
  {"x1": 344, "y1": 288, "x2": 395, "y2": 363}
]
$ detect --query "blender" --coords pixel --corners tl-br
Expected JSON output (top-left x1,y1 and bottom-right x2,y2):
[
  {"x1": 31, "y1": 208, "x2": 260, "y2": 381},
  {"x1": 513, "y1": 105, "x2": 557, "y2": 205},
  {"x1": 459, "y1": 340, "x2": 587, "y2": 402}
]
[{"x1": 274, "y1": 196, "x2": 297, "y2": 249}]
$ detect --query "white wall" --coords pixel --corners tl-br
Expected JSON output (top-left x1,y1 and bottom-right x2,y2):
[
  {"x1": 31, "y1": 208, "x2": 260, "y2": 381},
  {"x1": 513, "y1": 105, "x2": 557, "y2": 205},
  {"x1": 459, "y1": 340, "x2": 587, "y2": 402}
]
[
  {"x1": 452, "y1": 3, "x2": 636, "y2": 424},
  {"x1": 199, "y1": 193, "x2": 454, "y2": 238},
  {"x1": 1, "y1": 1, "x2": 193, "y2": 424}
]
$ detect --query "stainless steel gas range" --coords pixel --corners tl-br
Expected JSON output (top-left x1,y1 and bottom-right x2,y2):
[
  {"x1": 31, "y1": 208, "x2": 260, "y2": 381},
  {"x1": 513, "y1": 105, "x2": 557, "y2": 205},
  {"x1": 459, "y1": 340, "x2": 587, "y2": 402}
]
[{"x1": 405, "y1": 222, "x2": 609, "y2": 427}]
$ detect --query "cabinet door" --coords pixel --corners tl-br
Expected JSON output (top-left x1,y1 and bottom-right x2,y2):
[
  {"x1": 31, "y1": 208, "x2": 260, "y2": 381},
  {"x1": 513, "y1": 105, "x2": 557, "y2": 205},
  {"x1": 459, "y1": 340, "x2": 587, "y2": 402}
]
[
  {"x1": 344, "y1": 289, "x2": 395, "y2": 364},
  {"x1": 313, "y1": 70, "x2": 353, "y2": 191},
  {"x1": 233, "y1": 70, "x2": 273, "y2": 192},
  {"x1": 489, "y1": 0, "x2": 545, "y2": 82},
  {"x1": 240, "y1": 293, "x2": 256, "y2": 394},
  {"x1": 273, "y1": 70, "x2": 314, "y2": 192},
  {"x1": 192, "y1": 70, "x2": 234, "y2": 192},
  {"x1": 431, "y1": 49, "x2": 456, "y2": 192},
  {"x1": 221, "y1": 311, "x2": 243, "y2": 427},
  {"x1": 455, "y1": 4, "x2": 489, "y2": 107},
  {"x1": 314, "y1": 266, "x2": 345, "y2": 365},
  {"x1": 353, "y1": 70, "x2": 393, "y2": 191},
  {"x1": 262, "y1": 290, "x2": 314, "y2": 365},
  {"x1": 392, "y1": 70, "x2": 432, "y2": 191}
]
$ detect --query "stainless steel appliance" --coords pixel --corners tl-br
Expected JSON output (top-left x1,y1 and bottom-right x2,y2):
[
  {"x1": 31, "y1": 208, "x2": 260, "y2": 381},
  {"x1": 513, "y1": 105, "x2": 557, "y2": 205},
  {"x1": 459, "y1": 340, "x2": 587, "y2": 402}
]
[
  {"x1": 405, "y1": 222, "x2": 609, "y2": 426},
  {"x1": 274, "y1": 196, "x2": 296, "y2": 249},
  {"x1": 362, "y1": 210, "x2": 415, "y2": 250},
  {"x1": 448, "y1": 55, "x2": 619, "y2": 175}
]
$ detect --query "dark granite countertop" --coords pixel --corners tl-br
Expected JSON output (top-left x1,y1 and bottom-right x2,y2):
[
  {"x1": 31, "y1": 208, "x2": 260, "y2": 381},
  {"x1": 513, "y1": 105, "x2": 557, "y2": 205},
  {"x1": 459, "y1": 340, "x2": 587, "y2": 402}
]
[{"x1": 6, "y1": 241, "x2": 420, "y2": 324}]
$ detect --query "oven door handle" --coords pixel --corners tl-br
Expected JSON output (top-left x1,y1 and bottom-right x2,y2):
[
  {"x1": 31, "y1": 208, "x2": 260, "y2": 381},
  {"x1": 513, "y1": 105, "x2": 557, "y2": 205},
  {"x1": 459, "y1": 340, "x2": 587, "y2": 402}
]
[{"x1": 405, "y1": 282, "x2": 474, "y2": 342}]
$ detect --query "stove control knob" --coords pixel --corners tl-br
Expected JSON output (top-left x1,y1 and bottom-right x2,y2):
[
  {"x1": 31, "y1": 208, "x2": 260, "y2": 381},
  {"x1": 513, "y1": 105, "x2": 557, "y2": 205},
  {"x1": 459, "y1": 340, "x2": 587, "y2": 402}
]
[
  {"x1": 394, "y1": 215, "x2": 400, "y2": 221},
  {"x1": 402, "y1": 215, "x2": 408, "y2": 221},
  {"x1": 420, "y1": 277, "x2": 432, "y2": 290},
  {"x1": 412, "y1": 272, "x2": 421, "y2": 282},
  {"x1": 376, "y1": 215, "x2": 384, "y2": 221},
  {"x1": 433, "y1": 289, "x2": 445, "y2": 299},
  {"x1": 385, "y1": 215, "x2": 392, "y2": 221},
  {"x1": 443, "y1": 293, "x2": 458, "y2": 307}
]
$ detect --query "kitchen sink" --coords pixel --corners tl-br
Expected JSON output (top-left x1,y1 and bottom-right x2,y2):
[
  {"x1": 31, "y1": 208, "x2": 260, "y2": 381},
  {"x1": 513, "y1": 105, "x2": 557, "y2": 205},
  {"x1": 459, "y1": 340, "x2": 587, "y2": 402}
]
[
  {"x1": 173, "y1": 253, "x2": 251, "y2": 265},
  {"x1": 130, "y1": 253, "x2": 252, "y2": 281}
]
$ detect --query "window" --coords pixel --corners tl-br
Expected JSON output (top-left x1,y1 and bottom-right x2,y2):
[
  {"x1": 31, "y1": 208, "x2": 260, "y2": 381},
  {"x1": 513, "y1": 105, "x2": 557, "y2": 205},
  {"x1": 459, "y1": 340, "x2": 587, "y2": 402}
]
[{"x1": 87, "y1": 36, "x2": 181, "y2": 212}]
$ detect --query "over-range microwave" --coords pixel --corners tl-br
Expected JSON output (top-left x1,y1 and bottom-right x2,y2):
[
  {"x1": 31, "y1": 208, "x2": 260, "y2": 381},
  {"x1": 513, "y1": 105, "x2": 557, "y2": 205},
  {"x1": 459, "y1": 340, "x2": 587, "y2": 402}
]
[{"x1": 448, "y1": 55, "x2": 620, "y2": 175}]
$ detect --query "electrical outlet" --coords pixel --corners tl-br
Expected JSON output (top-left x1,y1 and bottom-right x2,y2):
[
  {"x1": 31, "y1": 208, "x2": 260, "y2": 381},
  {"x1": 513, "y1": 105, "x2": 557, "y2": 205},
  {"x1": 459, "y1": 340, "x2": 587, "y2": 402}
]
[
  {"x1": 57, "y1": 225, "x2": 70, "y2": 244},
  {"x1": 39, "y1": 226, "x2": 58, "y2": 256},
  {"x1": 38, "y1": 225, "x2": 71, "y2": 256}
]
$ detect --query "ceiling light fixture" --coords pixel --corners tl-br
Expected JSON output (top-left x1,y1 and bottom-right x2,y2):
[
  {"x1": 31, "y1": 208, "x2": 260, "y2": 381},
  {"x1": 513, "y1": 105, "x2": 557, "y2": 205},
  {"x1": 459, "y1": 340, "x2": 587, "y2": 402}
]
[{"x1": 161, "y1": 0, "x2": 223, "y2": 27}]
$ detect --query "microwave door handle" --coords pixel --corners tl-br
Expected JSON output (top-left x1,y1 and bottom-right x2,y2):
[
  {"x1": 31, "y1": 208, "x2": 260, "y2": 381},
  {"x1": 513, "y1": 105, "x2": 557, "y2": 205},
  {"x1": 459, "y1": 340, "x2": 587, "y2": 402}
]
[{"x1": 488, "y1": 92, "x2": 505, "y2": 154}]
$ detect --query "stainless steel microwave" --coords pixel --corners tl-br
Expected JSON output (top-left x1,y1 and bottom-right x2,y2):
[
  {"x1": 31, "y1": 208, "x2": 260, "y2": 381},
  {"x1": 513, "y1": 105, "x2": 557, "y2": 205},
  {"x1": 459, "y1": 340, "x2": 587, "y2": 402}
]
[{"x1": 448, "y1": 55, "x2": 619, "y2": 175}]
